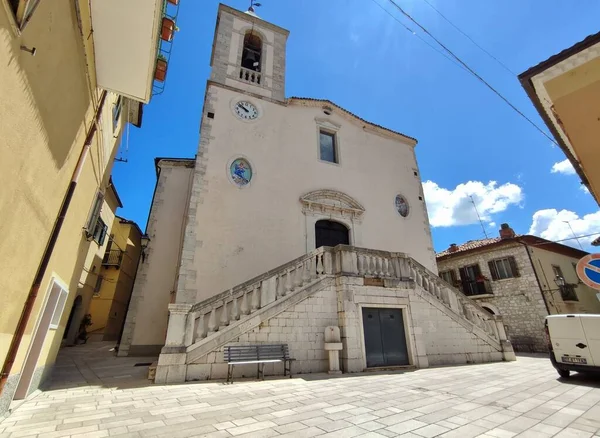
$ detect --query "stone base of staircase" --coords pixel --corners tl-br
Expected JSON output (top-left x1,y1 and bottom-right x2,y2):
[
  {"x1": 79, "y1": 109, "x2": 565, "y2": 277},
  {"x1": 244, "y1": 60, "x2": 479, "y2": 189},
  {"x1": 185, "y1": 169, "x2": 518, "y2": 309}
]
[{"x1": 155, "y1": 264, "x2": 515, "y2": 384}]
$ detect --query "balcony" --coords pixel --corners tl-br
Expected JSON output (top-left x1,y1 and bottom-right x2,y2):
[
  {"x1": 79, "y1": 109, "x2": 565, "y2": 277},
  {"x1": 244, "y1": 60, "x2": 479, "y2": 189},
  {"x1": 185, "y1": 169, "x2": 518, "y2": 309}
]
[
  {"x1": 90, "y1": 0, "x2": 164, "y2": 103},
  {"x1": 102, "y1": 249, "x2": 124, "y2": 268},
  {"x1": 460, "y1": 279, "x2": 493, "y2": 297}
]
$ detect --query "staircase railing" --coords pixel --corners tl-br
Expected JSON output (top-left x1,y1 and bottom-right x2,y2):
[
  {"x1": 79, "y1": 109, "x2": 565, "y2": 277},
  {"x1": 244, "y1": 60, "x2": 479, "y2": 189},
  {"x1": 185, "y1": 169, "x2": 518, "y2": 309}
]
[
  {"x1": 181, "y1": 245, "x2": 499, "y2": 348},
  {"x1": 189, "y1": 247, "x2": 333, "y2": 344}
]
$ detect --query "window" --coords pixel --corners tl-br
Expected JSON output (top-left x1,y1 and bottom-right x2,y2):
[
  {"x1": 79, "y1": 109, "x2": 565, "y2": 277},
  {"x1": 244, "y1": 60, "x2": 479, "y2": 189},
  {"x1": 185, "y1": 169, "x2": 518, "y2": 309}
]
[
  {"x1": 439, "y1": 270, "x2": 457, "y2": 285},
  {"x1": 93, "y1": 274, "x2": 103, "y2": 296},
  {"x1": 85, "y1": 191, "x2": 104, "y2": 235},
  {"x1": 242, "y1": 32, "x2": 262, "y2": 72},
  {"x1": 458, "y1": 264, "x2": 491, "y2": 296},
  {"x1": 91, "y1": 217, "x2": 108, "y2": 246},
  {"x1": 552, "y1": 264, "x2": 578, "y2": 301},
  {"x1": 488, "y1": 257, "x2": 520, "y2": 280},
  {"x1": 8, "y1": 0, "x2": 41, "y2": 29},
  {"x1": 319, "y1": 130, "x2": 337, "y2": 163},
  {"x1": 49, "y1": 281, "x2": 69, "y2": 330},
  {"x1": 112, "y1": 96, "x2": 123, "y2": 132}
]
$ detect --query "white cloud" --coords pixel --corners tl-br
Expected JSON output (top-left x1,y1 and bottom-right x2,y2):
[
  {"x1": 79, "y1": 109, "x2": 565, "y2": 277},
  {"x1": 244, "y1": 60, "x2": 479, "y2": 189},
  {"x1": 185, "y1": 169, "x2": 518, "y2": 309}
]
[
  {"x1": 488, "y1": 222, "x2": 497, "y2": 228},
  {"x1": 528, "y1": 209, "x2": 600, "y2": 250},
  {"x1": 551, "y1": 159, "x2": 576, "y2": 175},
  {"x1": 580, "y1": 185, "x2": 590, "y2": 194},
  {"x1": 422, "y1": 180, "x2": 523, "y2": 228}
]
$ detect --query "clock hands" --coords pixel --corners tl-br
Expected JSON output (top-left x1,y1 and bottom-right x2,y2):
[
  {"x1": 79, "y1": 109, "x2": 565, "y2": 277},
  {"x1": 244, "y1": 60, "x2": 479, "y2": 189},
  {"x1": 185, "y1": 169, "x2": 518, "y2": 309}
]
[{"x1": 237, "y1": 103, "x2": 249, "y2": 113}]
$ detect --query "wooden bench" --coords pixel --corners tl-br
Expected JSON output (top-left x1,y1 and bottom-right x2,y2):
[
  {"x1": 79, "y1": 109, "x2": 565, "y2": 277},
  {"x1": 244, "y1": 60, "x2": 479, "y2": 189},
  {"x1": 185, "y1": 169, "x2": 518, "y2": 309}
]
[{"x1": 224, "y1": 344, "x2": 295, "y2": 383}]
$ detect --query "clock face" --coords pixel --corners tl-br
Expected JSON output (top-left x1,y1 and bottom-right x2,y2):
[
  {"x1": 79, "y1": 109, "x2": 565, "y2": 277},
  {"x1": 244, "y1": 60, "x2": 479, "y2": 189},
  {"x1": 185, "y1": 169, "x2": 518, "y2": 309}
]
[{"x1": 234, "y1": 101, "x2": 259, "y2": 120}]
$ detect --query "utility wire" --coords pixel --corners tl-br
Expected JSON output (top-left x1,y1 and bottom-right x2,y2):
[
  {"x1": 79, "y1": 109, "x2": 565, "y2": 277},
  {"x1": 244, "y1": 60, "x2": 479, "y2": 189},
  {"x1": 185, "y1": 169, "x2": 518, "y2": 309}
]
[
  {"x1": 420, "y1": 0, "x2": 517, "y2": 76},
  {"x1": 384, "y1": 0, "x2": 559, "y2": 146},
  {"x1": 370, "y1": 0, "x2": 468, "y2": 73}
]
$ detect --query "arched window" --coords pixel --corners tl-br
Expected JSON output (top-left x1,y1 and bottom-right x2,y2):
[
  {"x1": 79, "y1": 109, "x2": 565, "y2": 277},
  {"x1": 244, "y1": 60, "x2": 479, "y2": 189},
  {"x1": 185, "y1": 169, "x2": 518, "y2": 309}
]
[{"x1": 242, "y1": 32, "x2": 262, "y2": 72}]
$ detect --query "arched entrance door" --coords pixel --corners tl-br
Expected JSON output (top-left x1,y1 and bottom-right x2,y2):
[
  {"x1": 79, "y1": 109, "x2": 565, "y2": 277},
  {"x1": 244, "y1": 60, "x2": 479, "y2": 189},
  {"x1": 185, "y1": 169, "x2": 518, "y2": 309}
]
[{"x1": 315, "y1": 220, "x2": 349, "y2": 248}]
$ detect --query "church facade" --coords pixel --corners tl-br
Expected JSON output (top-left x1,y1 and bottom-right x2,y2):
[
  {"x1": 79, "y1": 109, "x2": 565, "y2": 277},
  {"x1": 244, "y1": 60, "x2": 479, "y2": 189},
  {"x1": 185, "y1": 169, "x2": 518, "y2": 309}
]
[{"x1": 119, "y1": 4, "x2": 515, "y2": 383}]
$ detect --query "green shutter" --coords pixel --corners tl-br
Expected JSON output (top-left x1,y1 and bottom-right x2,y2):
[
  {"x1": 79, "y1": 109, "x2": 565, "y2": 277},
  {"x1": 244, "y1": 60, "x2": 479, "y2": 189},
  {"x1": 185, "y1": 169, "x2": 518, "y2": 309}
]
[
  {"x1": 508, "y1": 257, "x2": 520, "y2": 277},
  {"x1": 488, "y1": 261, "x2": 499, "y2": 280}
]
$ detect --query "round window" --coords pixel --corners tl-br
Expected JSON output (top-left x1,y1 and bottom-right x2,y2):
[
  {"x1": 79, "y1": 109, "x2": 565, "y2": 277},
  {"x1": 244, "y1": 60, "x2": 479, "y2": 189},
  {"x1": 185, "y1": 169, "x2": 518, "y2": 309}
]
[
  {"x1": 230, "y1": 158, "x2": 252, "y2": 187},
  {"x1": 395, "y1": 194, "x2": 409, "y2": 217}
]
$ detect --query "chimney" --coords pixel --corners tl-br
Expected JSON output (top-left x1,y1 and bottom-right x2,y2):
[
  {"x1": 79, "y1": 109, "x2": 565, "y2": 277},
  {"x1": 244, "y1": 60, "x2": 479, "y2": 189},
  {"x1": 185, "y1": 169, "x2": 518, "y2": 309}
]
[
  {"x1": 499, "y1": 223, "x2": 516, "y2": 240},
  {"x1": 448, "y1": 243, "x2": 458, "y2": 253}
]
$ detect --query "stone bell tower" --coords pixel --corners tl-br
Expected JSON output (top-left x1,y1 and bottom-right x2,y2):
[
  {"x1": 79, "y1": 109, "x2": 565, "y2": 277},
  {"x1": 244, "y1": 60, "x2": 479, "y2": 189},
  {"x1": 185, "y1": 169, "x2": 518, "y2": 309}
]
[{"x1": 209, "y1": 4, "x2": 289, "y2": 102}]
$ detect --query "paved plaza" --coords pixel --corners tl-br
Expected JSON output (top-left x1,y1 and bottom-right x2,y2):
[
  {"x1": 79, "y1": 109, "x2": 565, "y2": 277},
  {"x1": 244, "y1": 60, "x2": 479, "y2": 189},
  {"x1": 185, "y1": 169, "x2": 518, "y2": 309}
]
[{"x1": 1, "y1": 343, "x2": 600, "y2": 438}]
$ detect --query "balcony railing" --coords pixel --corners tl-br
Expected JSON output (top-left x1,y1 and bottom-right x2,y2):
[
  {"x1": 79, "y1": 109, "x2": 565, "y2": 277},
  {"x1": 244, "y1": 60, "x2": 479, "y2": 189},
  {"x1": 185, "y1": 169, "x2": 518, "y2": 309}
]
[
  {"x1": 461, "y1": 279, "x2": 492, "y2": 296},
  {"x1": 239, "y1": 66, "x2": 261, "y2": 85},
  {"x1": 102, "y1": 249, "x2": 124, "y2": 268}
]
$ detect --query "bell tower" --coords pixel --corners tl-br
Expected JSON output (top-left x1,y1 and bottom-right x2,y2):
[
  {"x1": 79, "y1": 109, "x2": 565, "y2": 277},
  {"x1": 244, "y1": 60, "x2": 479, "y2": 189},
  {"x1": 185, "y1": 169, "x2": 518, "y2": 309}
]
[{"x1": 209, "y1": 4, "x2": 289, "y2": 102}]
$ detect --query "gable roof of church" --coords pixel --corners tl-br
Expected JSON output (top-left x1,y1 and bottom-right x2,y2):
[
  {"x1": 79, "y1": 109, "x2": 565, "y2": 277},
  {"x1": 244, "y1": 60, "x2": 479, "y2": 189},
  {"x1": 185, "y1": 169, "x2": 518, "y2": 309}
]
[{"x1": 288, "y1": 97, "x2": 418, "y2": 145}]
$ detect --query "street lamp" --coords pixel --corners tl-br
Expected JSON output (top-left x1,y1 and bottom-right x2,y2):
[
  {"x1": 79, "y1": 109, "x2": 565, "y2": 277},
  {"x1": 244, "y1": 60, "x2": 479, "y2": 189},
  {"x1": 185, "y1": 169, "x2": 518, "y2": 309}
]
[{"x1": 554, "y1": 275, "x2": 566, "y2": 288}]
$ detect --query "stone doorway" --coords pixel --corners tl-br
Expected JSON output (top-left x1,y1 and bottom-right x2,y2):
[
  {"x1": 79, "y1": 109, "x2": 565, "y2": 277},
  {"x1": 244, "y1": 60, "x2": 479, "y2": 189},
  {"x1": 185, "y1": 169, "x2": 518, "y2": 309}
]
[{"x1": 315, "y1": 220, "x2": 349, "y2": 248}]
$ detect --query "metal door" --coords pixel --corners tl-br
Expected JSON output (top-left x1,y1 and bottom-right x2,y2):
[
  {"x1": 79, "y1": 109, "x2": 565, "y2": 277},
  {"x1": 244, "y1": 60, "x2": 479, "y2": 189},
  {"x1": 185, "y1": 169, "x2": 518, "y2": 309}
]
[
  {"x1": 315, "y1": 220, "x2": 349, "y2": 248},
  {"x1": 362, "y1": 308, "x2": 409, "y2": 367}
]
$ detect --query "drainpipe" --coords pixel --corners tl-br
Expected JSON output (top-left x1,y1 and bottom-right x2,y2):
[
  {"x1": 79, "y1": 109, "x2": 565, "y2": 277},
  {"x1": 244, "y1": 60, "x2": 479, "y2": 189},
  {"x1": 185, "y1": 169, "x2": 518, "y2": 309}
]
[
  {"x1": 0, "y1": 91, "x2": 108, "y2": 396},
  {"x1": 517, "y1": 240, "x2": 552, "y2": 315}
]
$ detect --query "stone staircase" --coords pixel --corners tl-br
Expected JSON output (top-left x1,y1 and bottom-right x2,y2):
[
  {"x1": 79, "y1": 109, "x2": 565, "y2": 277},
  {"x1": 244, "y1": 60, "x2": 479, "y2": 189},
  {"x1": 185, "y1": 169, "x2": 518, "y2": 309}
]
[{"x1": 155, "y1": 245, "x2": 514, "y2": 384}]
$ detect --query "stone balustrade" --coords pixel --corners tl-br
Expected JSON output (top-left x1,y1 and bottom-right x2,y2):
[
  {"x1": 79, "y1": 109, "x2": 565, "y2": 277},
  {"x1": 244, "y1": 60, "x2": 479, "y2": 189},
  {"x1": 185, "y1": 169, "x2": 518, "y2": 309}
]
[
  {"x1": 173, "y1": 245, "x2": 502, "y2": 353},
  {"x1": 239, "y1": 67, "x2": 261, "y2": 85}
]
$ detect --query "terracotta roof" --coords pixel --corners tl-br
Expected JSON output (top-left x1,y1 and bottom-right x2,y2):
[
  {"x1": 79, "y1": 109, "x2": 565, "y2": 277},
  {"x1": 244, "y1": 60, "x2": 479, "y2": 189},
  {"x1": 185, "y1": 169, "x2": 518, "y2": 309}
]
[
  {"x1": 436, "y1": 237, "x2": 503, "y2": 258},
  {"x1": 436, "y1": 235, "x2": 589, "y2": 261},
  {"x1": 287, "y1": 97, "x2": 418, "y2": 144}
]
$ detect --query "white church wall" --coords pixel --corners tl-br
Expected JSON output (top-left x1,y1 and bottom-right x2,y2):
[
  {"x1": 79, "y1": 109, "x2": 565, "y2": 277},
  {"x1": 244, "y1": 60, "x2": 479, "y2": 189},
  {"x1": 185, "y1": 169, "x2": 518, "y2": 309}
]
[
  {"x1": 179, "y1": 84, "x2": 436, "y2": 306},
  {"x1": 120, "y1": 160, "x2": 195, "y2": 355}
]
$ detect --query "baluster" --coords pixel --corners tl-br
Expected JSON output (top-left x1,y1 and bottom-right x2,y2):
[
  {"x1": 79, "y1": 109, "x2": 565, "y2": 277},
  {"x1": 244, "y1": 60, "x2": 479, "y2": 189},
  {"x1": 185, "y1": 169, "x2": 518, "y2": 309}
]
[
  {"x1": 220, "y1": 302, "x2": 229, "y2": 328},
  {"x1": 357, "y1": 254, "x2": 365, "y2": 275},
  {"x1": 257, "y1": 74, "x2": 261, "y2": 84},
  {"x1": 310, "y1": 255, "x2": 318, "y2": 280},
  {"x1": 374, "y1": 257, "x2": 381, "y2": 277},
  {"x1": 382, "y1": 258, "x2": 389, "y2": 277},
  {"x1": 231, "y1": 296, "x2": 240, "y2": 321},
  {"x1": 316, "y1": 255, "x2": 324, "y2": 276},
  {"x1": 365, "y1": 256, "x2": 372, "y2": 275},
  {"x1": 195, "y1": 313, "x2": 206, "y2": 340},
  {"x1": 285, "y1": 269, "x2": 293, "y2": 293},
  {"x1": 240, "y1": 290, "x2": 250, "y2": 315},
  {"x1": 302, "y1": 260, "x2": 311, "y2": 284},
  {"x1": 277, "y1": 273, "x2": 285, "y2": 298},
  {"x1": 207, "y1": 308, "x2": 217, "y2": 334},
  {"x1": 294, "y1": 264, "x2": 303, "y2": 288},
  {"x1": 239, "y1": 69, "x2": 243, "y2": 79},
  {"x1": 251, "y1": 285, "x2": 260, "y2": 311}
]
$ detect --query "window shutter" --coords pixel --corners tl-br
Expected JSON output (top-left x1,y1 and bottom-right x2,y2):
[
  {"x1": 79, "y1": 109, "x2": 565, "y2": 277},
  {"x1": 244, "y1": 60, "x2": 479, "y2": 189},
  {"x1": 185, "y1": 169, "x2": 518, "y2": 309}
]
[
  {"x1": 488, "y1": 261, "x2": 499, "y2": 280},
  {"x1": 450, "y1": 270, "x2": 457, "y2": 284},
  {"x1": 508, "y1": 256, "x2": 520, "y2": 277},
  {"x1": 458, "y1": 267, "x2": 467, "y2": 281}
]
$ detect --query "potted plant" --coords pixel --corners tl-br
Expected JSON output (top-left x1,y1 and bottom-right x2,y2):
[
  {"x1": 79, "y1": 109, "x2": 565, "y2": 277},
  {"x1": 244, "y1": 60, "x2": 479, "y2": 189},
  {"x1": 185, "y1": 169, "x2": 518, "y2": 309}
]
[
  {"x1": 475, "y1": 274, "x2": 489, "y2": 283},
  {"x1": 161, "y1": 16, "x2": 176, "y2": 41},
  {"x1": 155, "y1": 54, "x2": 168, "y2": 82}
]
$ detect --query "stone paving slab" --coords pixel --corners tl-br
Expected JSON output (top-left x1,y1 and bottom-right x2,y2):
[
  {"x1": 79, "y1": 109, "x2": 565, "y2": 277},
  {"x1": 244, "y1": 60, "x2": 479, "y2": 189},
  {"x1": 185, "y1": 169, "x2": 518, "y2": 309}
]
[{"x1": 1, "y1": 349, "x2": 600, "y2": 437}]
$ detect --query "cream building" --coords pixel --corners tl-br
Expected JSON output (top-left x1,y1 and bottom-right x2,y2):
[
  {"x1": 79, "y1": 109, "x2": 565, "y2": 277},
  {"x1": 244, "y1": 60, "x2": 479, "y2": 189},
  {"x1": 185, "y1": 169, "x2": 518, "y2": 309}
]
[
  {"x1": 121, "y1": 4, "x2": 516, "y2": 384},
  {"x1": 0, "y1": 0, "x2": 175, "y2": 415},
  {"x1": 437, "y1": 224, "x2": 600, "y2": 353}
]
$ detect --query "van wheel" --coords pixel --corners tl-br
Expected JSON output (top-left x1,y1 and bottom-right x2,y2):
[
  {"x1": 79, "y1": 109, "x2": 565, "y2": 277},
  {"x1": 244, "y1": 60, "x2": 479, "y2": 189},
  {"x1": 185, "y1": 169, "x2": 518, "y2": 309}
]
[{"x1": 557, "y1": 369, "x2": 570, "y2": 378}]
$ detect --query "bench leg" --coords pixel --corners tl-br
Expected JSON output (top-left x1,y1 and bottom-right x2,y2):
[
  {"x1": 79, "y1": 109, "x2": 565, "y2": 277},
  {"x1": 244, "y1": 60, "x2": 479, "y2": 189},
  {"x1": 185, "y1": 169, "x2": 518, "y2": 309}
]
[
  {"x1": 227, "y1": 364, "x2": 233, "y2": 384},
  {"x1": 259, "y1": 363, "x2": 265, "y2": 381},
  {"x1": 284, "y1": 360, "x2": 292, "y2": 378}
]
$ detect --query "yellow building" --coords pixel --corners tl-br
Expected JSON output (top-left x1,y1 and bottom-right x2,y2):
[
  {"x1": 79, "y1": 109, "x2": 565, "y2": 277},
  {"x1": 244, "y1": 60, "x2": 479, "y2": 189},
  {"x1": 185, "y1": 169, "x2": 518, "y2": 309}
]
[
  {"x1": 87, "y1": 216, "x2": 144, "y2": 343},
  {"x1": 0, "y1": 0, "x2": 175, "y2": 414},
  {"x1": 519, "y1": 32, "x2": 600, "y2": 205}
]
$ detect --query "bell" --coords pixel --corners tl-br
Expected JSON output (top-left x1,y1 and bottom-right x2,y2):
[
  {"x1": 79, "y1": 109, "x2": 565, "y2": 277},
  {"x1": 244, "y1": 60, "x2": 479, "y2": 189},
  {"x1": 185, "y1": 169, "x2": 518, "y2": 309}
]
[{"x1": 243, "y1": 50, "x2": 257, "y2": 64}]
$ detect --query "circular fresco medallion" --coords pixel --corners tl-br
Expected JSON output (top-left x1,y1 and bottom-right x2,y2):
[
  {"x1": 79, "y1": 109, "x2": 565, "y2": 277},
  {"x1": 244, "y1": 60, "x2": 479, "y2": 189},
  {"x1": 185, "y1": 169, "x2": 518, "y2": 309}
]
[
  {"x1": 395, "y1": 194, "x2": 409, "y2": 217},
  {"x1": 230, "y1": 158, "x2": 252, "y2": 187}
]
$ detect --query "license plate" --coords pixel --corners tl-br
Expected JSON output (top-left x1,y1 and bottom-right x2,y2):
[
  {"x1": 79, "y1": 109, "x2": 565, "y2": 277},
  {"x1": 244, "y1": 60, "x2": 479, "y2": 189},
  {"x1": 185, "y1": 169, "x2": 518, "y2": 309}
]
[{"x1": 562, "y1": 356, "x2": 587, "y2": 364}]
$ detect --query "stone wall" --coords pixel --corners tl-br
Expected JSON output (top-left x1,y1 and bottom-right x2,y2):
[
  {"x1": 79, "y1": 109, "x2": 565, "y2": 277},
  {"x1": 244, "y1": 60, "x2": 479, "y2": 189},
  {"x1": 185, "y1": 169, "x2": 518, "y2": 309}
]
[
  {"x1": 186, "y1": 277, "x2": 504, "y2": 381},
  {"x1": 437, "y1": 243, "x2": 549, "y2": 352}
]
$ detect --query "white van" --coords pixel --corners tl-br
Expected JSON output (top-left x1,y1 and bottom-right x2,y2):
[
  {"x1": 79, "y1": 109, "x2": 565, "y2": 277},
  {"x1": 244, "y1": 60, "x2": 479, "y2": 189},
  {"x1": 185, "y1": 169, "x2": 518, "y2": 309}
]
[{"x1": 545, "y1": 314, "x2": 600, "y2": 378}]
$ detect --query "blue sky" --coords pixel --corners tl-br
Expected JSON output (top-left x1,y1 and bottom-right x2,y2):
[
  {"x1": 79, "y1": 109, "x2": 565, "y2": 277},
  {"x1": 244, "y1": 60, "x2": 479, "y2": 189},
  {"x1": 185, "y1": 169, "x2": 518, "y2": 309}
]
[{"x1": 112, "y1": 0, "x2": 600, "y2": 253}]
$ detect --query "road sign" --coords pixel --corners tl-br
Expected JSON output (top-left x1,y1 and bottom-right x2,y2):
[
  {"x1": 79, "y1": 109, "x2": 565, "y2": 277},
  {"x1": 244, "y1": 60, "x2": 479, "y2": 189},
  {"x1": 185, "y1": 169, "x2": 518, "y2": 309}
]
[{"x1": 576, "y1": 254, "x2": 600, "y2": 291}]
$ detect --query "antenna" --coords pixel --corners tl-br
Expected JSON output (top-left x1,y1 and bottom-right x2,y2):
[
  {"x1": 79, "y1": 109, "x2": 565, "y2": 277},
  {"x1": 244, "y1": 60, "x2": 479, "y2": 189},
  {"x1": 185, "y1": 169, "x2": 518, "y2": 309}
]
[{"x1": 469, "y1": 195, "x2": 488, "y2": 238}]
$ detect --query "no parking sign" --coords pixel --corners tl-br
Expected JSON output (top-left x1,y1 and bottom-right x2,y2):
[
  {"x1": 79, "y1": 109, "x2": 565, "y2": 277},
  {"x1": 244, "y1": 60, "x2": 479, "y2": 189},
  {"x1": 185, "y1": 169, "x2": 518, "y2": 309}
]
[{"x1": 576, "y1": 254, "x2": 600, "y2": 298}]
